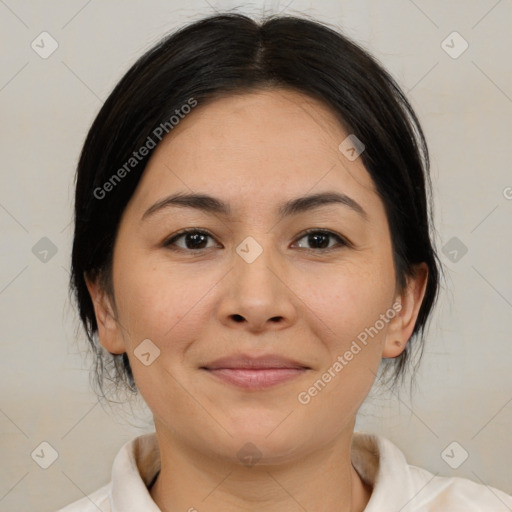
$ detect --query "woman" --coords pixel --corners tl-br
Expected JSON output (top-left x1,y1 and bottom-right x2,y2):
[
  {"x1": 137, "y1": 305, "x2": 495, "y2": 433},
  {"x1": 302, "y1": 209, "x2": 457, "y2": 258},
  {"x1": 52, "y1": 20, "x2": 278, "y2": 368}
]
[{"x1": 61, "y1": 12, "x2": 512, "y2": 511}]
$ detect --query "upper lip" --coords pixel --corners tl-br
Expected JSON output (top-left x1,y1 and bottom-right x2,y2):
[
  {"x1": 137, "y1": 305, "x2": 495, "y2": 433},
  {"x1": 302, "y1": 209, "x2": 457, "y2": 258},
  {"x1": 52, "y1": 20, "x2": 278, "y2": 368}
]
[{"x1": 202, "y1": 354, "x2": 310, "y2": 370}]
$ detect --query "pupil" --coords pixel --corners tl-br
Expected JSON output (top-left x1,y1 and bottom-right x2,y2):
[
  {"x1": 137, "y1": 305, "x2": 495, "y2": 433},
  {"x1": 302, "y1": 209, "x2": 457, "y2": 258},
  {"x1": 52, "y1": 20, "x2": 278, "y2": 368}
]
[
  {"x1": 183, "y1": 233, "x2": 330, "y2": 250},
  {"x1": 310, "y1": 233, "x2": 328, "y2": 249},
  {"x1": 187, "y1": 233, "x2": 207, "y2": 249}
]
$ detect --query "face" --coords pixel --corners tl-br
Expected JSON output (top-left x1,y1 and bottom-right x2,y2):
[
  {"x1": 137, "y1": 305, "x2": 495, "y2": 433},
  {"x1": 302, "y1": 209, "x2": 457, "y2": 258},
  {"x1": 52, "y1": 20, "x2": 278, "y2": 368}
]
[{"x1": 87, "y1": 89, "x2": 427, "y2": 464}]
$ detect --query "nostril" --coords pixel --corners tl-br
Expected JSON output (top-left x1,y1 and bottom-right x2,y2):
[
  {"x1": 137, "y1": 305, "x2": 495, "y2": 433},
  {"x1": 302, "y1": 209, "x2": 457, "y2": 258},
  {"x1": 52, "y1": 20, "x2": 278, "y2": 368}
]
[{"x1": 232, "y1": 314, "x2": 245, "y2": 323}]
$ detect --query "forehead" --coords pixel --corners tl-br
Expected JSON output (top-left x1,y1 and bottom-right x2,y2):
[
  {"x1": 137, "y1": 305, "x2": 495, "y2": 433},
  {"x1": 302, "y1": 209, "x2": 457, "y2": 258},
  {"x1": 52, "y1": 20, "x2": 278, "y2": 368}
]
[{"x1": 127, "y1": 89, "x2": 379, "y2": 218}]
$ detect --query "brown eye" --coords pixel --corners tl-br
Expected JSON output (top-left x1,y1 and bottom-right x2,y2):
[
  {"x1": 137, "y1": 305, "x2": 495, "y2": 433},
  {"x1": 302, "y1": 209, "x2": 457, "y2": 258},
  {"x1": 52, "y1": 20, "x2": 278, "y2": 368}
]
[
  {"x1": 294, "y1": 230, "x2": 348, "y2": 251},
  {"x1": 164, "y1": 230, "x2": 218, "y2": 251}
]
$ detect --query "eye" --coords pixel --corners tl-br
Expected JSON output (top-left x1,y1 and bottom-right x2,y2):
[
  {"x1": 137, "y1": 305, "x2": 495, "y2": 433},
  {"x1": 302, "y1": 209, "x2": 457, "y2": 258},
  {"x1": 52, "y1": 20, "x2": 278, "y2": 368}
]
[
  {"x1": 164, "y1": 229, "x2": 219, "y2": 251},
  {"x1": 163, "y1": 228, "x2": 349, "y2": 253},
  {"x1": 293, "y1": 229, "x2": 348, "y2": 251}
]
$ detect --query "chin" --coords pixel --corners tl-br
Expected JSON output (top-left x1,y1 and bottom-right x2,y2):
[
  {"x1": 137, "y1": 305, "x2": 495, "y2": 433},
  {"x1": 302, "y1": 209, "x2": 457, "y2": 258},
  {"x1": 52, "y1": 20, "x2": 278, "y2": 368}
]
[
  {"x1": 217, "y1": 416, "x2": 311, "y2": 461},
  {"x1": 225, "y1": 434, "x2": 311, "y2": 468}
]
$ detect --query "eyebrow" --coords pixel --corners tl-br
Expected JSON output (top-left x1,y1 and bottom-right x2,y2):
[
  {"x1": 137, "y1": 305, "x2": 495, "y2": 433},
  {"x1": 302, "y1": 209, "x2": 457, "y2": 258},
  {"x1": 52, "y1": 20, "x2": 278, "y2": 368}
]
[{"x1": 141, "y1": 191, "x2": 367, "y2": 221}]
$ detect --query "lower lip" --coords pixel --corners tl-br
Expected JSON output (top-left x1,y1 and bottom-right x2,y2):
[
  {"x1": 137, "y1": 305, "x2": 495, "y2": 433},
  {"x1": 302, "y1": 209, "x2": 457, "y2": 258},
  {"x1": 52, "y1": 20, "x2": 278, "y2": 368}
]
[{"x1": 205, "y1": 368, "x2": 307, "y2": 389}]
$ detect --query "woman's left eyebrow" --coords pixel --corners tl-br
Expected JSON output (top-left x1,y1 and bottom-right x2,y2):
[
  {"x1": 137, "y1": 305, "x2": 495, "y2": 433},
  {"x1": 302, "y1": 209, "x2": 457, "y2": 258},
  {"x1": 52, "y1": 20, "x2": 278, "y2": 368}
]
[{"x1": 141, "y1": 191, "x2": 368, "y2": 222}]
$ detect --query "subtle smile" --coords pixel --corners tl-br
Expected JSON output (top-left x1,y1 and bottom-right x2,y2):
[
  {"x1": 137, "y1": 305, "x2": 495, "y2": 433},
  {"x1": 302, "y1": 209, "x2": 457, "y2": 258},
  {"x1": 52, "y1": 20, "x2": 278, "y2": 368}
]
[{"x1": 201, "y1": 354, "x2": 310, "y2": 390}]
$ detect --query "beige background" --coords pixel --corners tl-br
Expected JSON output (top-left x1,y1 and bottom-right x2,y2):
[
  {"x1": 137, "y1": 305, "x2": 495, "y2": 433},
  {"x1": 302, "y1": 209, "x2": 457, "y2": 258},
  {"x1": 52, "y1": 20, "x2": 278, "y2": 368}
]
[{"x1": 0, "y1": 0, "x2": 511, "y2": 510}]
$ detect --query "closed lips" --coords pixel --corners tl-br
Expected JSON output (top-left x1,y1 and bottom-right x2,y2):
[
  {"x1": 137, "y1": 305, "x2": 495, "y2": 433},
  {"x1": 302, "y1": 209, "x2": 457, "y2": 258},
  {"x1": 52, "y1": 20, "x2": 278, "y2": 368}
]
[
  {"x1": 202, "y1": 355, "x2": 310, "y2": 370},
  {"x1": 201, "y1": 355, "x2": 310, "y2": 390}
]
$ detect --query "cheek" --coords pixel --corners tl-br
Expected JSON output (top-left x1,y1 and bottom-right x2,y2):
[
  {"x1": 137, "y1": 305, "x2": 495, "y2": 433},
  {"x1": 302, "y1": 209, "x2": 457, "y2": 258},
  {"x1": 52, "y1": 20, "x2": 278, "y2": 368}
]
[
  {"x1": 113, "y1": 256, "x2": 215, "y2": 354},
  {"x1": 300, "y1": 257, "x2": 396, "y2": 344},
  {"x1": 112, "y1": 259, "x2": 216, "y2": 411},
  {"x1": 291, "y1": 263, "x2": 396, "y2": 428}
]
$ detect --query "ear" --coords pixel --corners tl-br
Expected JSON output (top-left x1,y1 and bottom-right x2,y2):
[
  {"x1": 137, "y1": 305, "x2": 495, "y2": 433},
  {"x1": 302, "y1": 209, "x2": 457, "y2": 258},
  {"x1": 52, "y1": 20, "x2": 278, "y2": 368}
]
[
  {"x1": 382, "y1": 263, "x2": 429, "y2": 358},
  {"x1": 84, "y1": 273, "x2": 126, "y2": 355}
]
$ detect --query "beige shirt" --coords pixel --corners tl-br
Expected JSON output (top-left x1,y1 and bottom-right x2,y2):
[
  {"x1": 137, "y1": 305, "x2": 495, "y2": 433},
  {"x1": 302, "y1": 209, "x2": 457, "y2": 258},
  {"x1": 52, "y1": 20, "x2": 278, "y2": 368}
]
[{"x1": 58, "y1": 432, "x2": 512, "y2": 511}]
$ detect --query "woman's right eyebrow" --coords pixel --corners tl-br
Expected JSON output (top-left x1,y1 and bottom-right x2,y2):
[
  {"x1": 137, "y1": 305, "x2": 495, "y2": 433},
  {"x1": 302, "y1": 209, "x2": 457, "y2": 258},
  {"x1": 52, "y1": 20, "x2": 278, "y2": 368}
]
[{"x1": 141, "y1": 191, "x2": 368, "y2": 222}]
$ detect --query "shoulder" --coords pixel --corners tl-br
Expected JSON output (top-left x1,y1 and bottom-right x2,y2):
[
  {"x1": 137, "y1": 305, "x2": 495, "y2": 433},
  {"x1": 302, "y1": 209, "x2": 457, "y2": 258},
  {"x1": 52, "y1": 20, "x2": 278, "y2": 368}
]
[
  {"x1": 56, "y1": 483, "x2": 111, "y2": 512},
  {"x1": 55, "y1": 432, "x2": 160, "y2": 512},
  {"x1": 408, "y1": 464, "x2": 512, "y2": 511},
  {"x1": 352, "y1": 432, "x2": 512, "y2": 511}
]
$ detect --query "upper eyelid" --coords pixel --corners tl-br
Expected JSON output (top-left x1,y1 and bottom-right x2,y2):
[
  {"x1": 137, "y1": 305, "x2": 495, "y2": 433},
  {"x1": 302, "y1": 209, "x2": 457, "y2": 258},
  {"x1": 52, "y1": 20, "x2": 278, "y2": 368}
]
[
  {"x1": 166, "y1": 228, "x2": 349, "y2": 249},
  {"x1": 294, "y1": 229, "x2": 350, "y2": 248}
]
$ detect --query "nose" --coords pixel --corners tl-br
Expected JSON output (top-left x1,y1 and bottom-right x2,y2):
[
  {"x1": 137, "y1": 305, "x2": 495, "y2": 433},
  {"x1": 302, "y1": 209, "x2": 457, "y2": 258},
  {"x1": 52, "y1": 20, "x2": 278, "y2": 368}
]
[{"x1": 216, "y1": 240, "x2": 298, "y2": 333}]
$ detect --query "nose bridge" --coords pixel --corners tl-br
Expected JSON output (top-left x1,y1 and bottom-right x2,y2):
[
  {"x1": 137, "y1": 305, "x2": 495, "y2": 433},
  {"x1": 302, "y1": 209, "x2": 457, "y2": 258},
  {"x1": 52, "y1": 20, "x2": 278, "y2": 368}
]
[
  {"x1": 217, "y1": 232, "x2": 296, "y2": 330},
  {"x1": 233, "y1": 234, "x2": 279, "y2": 296}
]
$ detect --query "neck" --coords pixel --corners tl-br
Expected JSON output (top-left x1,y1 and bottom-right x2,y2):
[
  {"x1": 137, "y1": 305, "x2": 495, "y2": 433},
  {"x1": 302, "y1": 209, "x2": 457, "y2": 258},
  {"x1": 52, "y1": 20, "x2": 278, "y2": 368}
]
[{"x1": 149, "y1": 423, "x2": 372, "y2": 512}]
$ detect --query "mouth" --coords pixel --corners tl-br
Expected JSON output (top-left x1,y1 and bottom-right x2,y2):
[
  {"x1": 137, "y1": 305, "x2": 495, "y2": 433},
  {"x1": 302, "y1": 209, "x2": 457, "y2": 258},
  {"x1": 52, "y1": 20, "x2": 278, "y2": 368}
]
[{"x1": 201, "y1": 354, "x2": 310, "y2": 390}]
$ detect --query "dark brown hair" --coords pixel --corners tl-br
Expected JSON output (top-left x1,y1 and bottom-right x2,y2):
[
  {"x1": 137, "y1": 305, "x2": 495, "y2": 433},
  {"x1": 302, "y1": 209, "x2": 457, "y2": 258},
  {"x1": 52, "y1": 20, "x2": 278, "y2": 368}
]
[{"x1": 70, "y1": 13, "x2": 441, "y2": 398}]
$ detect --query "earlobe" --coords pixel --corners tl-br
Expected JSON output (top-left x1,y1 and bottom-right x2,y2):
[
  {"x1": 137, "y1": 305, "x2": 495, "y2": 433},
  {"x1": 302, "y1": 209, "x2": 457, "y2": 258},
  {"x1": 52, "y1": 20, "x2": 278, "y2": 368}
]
[
  {"x1": 84, "y1": 273, "x2": 125, "y2": 354},
  {"x1": 382, "y1": 263, "x2": 429, "y2": 358},
  {"x1": 383, "y1": 339, "x2": 405, "y2": 359}
]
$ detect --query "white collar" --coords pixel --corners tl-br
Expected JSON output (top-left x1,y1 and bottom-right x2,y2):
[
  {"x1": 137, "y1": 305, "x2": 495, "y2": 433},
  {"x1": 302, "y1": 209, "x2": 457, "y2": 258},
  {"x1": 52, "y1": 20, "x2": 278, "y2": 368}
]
[{"x1": 108, "y1": 431, "x2": 412, "y2": 511}]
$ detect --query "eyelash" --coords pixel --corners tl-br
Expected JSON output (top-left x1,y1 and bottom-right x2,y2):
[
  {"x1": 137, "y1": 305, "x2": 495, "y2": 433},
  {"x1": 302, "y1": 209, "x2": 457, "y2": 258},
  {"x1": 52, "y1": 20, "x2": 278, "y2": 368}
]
[{"x1": 163, "y1": 228, "x2": 350, "y2": 253}]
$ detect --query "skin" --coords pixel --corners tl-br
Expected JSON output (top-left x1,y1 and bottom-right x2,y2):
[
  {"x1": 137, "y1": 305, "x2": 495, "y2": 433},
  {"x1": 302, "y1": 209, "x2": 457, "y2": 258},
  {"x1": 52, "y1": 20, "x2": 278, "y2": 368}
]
[{"x1": 86, "y1": 88, "x2": 428, "y2": 512}]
